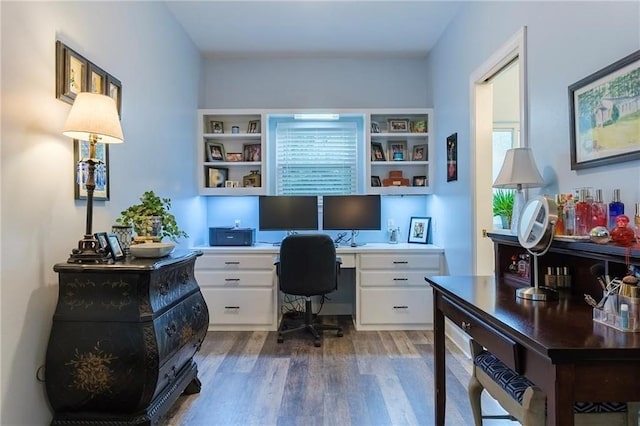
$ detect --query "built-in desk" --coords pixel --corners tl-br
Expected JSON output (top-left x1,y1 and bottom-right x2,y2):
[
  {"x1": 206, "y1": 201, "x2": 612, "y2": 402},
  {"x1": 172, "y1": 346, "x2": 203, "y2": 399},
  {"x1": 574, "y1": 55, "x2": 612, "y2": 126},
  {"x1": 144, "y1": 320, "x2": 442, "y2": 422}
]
[{"x1": 193, "y1": 242, "x2": 444, "y2": 331}]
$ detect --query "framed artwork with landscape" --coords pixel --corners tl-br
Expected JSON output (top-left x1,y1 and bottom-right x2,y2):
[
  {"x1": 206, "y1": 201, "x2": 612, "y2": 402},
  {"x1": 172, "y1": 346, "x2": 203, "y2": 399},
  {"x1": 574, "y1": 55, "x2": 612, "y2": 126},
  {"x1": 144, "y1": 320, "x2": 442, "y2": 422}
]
[{"x1": 569, "y1": 50, "x2": 640, "y2": 170}]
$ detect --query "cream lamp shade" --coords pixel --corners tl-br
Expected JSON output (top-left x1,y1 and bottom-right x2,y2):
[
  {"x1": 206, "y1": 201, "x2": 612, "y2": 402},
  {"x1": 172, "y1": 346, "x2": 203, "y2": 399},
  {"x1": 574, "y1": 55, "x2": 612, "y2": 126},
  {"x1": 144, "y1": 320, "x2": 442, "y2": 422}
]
[
  {"x1": 493, "y1": 147, "x2": 543, "y2": 189},
  {"x1": 63, "y1": 92, "x2": 123, "y2": 144}
]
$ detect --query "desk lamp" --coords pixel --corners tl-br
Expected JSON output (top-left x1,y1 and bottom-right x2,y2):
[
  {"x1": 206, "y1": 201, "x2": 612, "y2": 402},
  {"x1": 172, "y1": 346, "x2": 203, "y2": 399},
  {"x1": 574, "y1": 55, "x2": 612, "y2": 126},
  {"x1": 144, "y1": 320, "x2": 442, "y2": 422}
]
[
  {"x1": 493, "y1": 148, "x2": 544, "y2": 234},
  {"x1": 63, "y1": 92, "x2": 123, "y2": 263}
]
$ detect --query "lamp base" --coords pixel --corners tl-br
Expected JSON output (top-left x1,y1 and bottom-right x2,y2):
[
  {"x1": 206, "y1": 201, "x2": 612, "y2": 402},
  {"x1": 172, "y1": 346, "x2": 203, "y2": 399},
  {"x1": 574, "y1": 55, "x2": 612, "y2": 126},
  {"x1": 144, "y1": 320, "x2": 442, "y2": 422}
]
[
  {"x1": 67, "y1": 234, "x2": 111, "y2": 264},
  {"x1": 516, "y1": 285, "x2": 558, "y2": 301}
]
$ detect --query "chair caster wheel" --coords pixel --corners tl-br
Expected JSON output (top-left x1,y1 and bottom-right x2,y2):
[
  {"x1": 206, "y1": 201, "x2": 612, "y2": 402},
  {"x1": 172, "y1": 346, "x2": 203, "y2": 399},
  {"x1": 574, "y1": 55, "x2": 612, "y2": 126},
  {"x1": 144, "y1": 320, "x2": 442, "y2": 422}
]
[
  {"x1": 314, "y1": 339, "x2": 321, "y2": 347},
  {"x1": 277, "y1": 336, "x2": 284, "y2": 344},
  {"x1": 337, "y1": 329, "x2": 343, "y2": 337}
]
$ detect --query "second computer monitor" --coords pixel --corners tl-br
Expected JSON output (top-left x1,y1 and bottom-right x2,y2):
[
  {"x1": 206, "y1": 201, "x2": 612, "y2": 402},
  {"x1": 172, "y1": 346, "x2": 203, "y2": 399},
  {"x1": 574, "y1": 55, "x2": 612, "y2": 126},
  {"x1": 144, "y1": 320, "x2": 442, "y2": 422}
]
[
  {"x1": 322, "y1": 195, "x2": 381, "y2": 246},
  {"x1": 258, "y1": 195, "x2": 319, "y2": 231}
]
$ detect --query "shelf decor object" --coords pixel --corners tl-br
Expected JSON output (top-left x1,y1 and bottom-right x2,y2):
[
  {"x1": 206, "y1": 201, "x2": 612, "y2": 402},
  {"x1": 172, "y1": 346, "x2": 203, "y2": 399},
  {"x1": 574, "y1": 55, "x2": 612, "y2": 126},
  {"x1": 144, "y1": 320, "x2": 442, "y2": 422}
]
[
  {"x1": 493, "y1": 147, "x2": 544, "y2": 234},
  {"x1": 63, "y1": 92, "x2": 124, "y2": 264}
]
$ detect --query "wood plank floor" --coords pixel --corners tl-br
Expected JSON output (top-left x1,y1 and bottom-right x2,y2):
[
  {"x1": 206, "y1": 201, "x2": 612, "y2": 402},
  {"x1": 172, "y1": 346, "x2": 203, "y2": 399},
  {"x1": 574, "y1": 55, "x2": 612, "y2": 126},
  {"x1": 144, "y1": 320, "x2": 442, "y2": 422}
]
[{"x1": 165, "y1": 316, "x2": 516, "y2": 426}]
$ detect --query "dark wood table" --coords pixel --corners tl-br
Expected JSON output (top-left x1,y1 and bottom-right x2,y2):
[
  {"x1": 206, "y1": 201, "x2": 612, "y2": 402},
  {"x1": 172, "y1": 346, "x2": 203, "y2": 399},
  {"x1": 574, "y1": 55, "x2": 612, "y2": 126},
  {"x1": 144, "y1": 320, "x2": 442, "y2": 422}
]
[{"x1": 427, "y1": 275, "x2": 640, "y2": 426}]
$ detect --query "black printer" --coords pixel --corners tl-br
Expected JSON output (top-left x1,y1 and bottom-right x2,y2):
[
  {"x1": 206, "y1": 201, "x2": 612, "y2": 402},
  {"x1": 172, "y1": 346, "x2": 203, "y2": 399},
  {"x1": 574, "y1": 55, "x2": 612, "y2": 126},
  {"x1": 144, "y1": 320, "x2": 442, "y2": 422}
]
[{"x1": 209, "y1": 227, "x2": 255, "y2": 246}]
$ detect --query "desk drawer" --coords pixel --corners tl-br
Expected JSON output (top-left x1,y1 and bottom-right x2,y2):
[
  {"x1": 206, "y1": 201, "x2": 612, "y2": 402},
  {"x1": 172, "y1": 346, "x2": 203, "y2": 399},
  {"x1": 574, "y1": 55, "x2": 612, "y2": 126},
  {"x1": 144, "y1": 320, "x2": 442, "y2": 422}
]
[
  {"x1": 360, "y1": 288, "x2": 432, "y2": 325},
  {"x1": 360, "y1": 270, "x2": 434, "y2": 287},
  {"x1": 359, "y1": 254, "x2": 441, "y2": 270},
  {"x1": 439, "y1": 295, "x2": 522, "y2": 373},
  {"x1": 195, "y1": 270, "x2": 273, "y2": 288},
  {"x1": 196, "y1": 254, "x2": 276, "y2": 270},
  {"x1": 202, "y1": 288, "x2": 274, "y2": 325}
]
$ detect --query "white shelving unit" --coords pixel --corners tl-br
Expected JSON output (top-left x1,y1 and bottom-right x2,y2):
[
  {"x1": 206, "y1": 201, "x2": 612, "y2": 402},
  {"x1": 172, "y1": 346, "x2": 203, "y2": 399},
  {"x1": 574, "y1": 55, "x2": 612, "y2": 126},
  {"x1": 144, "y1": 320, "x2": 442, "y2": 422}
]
[
  {"x1": 367, "y1": 109, "x2": 434, "y2": 195},
  {"x1": 197, "y1": 110, "x2": 265, "y2": 196}
]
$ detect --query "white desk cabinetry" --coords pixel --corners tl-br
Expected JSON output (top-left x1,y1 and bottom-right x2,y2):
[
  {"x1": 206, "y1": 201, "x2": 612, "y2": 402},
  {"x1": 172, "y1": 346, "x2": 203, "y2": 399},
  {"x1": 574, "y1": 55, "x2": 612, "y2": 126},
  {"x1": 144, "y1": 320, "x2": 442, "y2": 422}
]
[
  {"x1": 357, "y1": 246, "x2": 443, "y2": 330},
  {"x1": 194, "y1": 244, "x2": 444, "y2": 331},
  {"x1": 195, "y1": 249, "x2": 278, "y2": 331}
]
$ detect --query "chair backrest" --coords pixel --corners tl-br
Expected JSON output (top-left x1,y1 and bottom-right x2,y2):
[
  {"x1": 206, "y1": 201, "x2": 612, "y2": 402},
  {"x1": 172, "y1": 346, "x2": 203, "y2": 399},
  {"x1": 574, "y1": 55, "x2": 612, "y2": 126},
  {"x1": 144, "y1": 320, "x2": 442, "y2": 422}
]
[{"x1": 278, "y1": 234, "x2": 338, "y2": 297}]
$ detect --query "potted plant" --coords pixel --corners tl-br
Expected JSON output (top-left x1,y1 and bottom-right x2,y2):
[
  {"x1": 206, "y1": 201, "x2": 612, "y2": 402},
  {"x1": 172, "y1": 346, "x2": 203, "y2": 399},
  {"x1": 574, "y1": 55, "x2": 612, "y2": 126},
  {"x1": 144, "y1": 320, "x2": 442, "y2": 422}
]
[
  {"x1": 493, "y1": 189, "x2": 514, "y2": 229},
  {"x1": 116, "y1": 191, "x2": 188, "y2": 242}
]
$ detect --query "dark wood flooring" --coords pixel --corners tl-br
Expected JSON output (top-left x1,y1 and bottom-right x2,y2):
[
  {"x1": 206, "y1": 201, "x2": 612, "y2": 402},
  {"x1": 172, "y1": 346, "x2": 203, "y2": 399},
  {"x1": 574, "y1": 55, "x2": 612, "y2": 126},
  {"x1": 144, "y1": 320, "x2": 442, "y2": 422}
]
[{"x1": 165, "y1": 316, "x2": 514, "y2": 426}]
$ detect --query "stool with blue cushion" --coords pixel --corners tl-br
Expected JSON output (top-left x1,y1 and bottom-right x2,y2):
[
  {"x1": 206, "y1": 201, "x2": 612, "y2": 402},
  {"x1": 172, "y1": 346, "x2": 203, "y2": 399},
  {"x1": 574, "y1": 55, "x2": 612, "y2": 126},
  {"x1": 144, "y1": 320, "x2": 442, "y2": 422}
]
[{"x1": 468, "y1": 339, "x2": 639, "y2": 425}]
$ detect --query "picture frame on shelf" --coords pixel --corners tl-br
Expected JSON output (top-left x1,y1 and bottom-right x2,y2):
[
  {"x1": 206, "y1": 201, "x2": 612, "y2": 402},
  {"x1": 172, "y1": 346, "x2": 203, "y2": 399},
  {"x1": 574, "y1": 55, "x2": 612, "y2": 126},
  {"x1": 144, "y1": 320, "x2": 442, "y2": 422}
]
[
  {"x1": 243, "y1": 143, "x2": 261, "y2": 162},
  {"x1": 371, "y1": 142, "x2": 386, "y2": 161},
  {"x1": 106, "y1": 74, "x2": 122, "y2": 116},
  {"x1": 371, "y1": 121, "x2": 380, "y2": 133},
  {"x1": 569, "y1": 50, "x2": 640, "y2": 170},
  {"x1": 410, "y1": 120, "x2": 427, "y2": 133},
  {"x1": 412, "y1": 144, "x2": 427, "y2": 161},
  {"x1": 388, "y1": 119, "x2": 409, "y2": 132},
  {"x1": 205, "y1": 141, "x2": 225, "y2": 162},
  {"x1": 247, "y1": 120, "x2": 260, "y2": 133},
  {"x1": 74, "y1": 139, "x2": 109, "y2": 200},
  {"x1": 371, "y1": 176, "x2": 382, "y2": 187},
  {"x1": 89, "y1": 63, "x2": 107, "y2": 95},
  {"x1": 408, "y1": 217, "x2": 431, "y2": 244},
  {"x1": 412, "y1": 176, "x2": 427, "y2": 187},
  {"x1": 107, "y1": 233, "x2": 125, "y2": 260},
  {"x1": 226, "y1": 152, "x2": 242, "y2": 162},
  {"x1": 56, "y1": 41, "x2": 88, "y2": 104},
  {"x1": 94, "y1": 232, "x2": 111, "y2": 257},
  {"x1": 388, "y1": 141, "x2": 407, "y2": 161},
  {"x1": 208, "y1": 120, "x2": 224, "y2": 134},
  {"x1": 207, "y1": 167, "x2": 228, "y2": 188}
]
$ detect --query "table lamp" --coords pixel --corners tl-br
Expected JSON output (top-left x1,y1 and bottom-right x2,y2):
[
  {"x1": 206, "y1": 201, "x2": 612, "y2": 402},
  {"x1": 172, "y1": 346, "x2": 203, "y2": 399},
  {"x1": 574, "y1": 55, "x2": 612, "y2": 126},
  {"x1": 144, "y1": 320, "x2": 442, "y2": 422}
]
[
  {"x1": 63, "y1": 92, "x2": 123, "y2": 263},
  {"x1": 493, "y1": 147, "x2": 544, "y2": 234}
]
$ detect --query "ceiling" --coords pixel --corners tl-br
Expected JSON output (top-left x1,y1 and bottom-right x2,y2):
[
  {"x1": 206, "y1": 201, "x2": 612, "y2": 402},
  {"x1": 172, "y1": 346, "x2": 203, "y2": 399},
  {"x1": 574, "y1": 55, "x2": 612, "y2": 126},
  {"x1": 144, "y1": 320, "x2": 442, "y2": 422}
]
[{"x1": 164, "y1": 1, "x2": 463, "y2": 58}]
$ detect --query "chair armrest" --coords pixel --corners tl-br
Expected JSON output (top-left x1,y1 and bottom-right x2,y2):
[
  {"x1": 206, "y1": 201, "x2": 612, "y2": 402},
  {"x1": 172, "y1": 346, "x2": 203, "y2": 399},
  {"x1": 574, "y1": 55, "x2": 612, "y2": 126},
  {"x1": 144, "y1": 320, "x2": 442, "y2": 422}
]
[
  {"x1": 336, "y1": 256, "x2": 342, "y2": 266},
  {"x1": 274, "y1": 257, "x2": 280, "y2": 276}
]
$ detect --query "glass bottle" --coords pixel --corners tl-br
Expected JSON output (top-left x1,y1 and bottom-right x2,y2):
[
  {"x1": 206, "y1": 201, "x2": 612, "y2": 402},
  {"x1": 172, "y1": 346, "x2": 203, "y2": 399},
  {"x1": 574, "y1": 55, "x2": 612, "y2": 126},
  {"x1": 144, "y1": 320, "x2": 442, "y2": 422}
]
[
  {"x1": 608, "y1": 189, "x2": 624, "y2": 230},
  {"x1": 575, "y1": 187, "x2": 592, "y2": 236},
  {"x1": 554, "y1": 194, "x2": 565, "y2": 235},
  {"x1": 635, "y1": 203, "x2": 640, "y2": 243},
  {"x1": 590, "y1": 189, "x2": 607, "y2": 228},
  {"x1": 563, "y1": 195, "x2": 576, "y2": 236}
]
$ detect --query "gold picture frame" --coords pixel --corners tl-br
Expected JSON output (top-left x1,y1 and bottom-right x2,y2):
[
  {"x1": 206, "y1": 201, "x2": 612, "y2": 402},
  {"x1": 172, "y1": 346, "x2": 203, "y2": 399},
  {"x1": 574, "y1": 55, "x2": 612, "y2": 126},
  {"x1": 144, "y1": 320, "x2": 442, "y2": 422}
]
[{"x1": 56, "y1": 41, "x2": 88, "y2": 104}]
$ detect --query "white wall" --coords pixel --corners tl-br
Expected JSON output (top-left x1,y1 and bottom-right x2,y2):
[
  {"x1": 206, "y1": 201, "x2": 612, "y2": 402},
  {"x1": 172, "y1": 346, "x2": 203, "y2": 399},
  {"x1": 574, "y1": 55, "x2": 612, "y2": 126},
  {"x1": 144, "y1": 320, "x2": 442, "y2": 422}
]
[
  {"x1": 0, "y1": 2, "x2": 202, "y2": 423},
  {"x1": 428, "y1": 1, "x2": 640, "y2": 274}
]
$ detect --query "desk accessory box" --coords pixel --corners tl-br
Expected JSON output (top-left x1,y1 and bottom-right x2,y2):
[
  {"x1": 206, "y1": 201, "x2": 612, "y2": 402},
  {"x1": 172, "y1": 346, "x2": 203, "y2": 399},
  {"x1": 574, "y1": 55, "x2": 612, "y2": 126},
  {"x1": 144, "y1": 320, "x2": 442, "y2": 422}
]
[
  {"x1": 593, "y1": 294, "x2": 640, "y2": 332},
  {"x1": 209, "y1": 227, "x2": 255, "y2": 246}
]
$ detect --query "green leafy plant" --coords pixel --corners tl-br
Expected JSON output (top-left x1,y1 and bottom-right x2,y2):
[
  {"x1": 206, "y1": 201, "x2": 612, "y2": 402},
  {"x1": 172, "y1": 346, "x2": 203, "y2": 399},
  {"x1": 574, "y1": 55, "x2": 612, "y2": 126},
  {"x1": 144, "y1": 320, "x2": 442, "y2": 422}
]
[
  {"x1": 116, "y1": 191, "x2": 188, "y2": 242},
  {"x1": 493, "y1": 189, "x2": 514, "y2": 227}
]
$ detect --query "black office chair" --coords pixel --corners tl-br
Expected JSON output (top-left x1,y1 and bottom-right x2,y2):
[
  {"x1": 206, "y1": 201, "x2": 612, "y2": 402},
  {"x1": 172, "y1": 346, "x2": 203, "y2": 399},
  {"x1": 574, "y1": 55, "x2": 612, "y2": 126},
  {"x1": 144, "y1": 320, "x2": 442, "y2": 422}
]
[{"x1": 275, "y1": 234, "x2": 343, "y2": 347}]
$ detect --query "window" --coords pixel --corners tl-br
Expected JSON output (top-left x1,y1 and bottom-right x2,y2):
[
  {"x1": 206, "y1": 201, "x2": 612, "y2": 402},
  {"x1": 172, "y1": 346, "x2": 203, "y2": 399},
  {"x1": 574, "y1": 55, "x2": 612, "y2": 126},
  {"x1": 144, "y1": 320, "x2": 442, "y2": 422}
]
[{"x1": 271, "y1": 116, "x2": 362, "y2": 195}]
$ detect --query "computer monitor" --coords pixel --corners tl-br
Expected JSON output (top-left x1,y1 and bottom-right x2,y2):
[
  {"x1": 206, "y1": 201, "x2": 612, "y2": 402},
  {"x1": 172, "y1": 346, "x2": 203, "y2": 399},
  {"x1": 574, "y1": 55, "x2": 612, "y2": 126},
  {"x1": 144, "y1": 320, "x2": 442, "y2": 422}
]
[
  {"x1": 322, "y1": 195, "x2": 381, "y2": 246},
  {"x1": 258, "y1": 196, "x2": 319, "y2": 232}
]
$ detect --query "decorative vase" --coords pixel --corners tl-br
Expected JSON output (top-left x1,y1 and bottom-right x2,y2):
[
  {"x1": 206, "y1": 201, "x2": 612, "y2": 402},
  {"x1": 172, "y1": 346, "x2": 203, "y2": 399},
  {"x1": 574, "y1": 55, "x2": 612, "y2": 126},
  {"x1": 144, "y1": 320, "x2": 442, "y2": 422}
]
[{"x1": 112, "y1": 225, "x2": 133, "y2": 256}]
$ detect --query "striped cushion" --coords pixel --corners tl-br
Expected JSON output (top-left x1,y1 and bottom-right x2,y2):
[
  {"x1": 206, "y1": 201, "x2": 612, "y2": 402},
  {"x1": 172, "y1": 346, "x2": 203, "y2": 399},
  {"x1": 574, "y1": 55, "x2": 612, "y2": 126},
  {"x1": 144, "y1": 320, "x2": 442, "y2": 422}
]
[{"x1": 474, "y1": 351, "x2": 627, "y2": 413}]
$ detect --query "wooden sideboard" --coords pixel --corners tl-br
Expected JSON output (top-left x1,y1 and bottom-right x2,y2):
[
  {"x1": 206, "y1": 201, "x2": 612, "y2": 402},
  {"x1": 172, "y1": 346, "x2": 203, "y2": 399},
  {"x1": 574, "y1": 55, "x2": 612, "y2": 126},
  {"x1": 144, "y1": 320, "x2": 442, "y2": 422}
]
[{"x1": 45, "y1": 250, "x2": 208, "y2": 425}]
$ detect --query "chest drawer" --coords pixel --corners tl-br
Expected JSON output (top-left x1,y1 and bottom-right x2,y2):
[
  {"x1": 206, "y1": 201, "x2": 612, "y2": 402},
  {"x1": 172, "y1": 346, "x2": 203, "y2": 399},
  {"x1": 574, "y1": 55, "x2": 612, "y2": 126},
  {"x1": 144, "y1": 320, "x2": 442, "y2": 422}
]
[
  {"x1": 360, "y1": 270, "x2": 433, "y2": 287},
  {"x1": 201, "y1": 287, "x2": 274, "y2": 325},
  {"x1": 196, "y1": 254, "x2": 276, "y2": 270},
  {"x1": 359, "y1": 254, "x2": 441, "y2": 270},
  {"x1": 360, "y1": 287, "x2": 432, "y2": 325},
  {"x1": 438, "y1": 294, "x2": 522, "y2": 373},
  {"x1": 195, "y1": 270, "x2": 274, "y2": 288}
]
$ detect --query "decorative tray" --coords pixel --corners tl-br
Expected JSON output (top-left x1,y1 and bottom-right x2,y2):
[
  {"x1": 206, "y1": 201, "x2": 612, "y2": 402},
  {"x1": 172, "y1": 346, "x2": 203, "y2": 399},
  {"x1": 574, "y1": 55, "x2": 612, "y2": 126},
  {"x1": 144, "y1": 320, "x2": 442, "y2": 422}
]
[{"x1": 130, "y1": 242, "x2": 175, "y2": 258}]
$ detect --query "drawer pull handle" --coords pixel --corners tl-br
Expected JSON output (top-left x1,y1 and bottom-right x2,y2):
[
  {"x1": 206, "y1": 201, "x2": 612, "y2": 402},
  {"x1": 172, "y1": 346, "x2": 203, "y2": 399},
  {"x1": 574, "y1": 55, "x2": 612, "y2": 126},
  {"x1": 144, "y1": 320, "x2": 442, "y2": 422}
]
[
  {"x1": 165, "y1": 322, "x2": 177, "y2": 336},
  {"x1": 225, "y1": 306, "x2": 240, "y2": 310},
  {"x1": 461, "y1": 321, "x2": 472, "y2": 330},
  {"x1": 225, "y1": 278, "x2": 240, "y2": 282},
  {"x1": 393, "y1": 261, "x2": 409, "y2": 264},
  {"x1": 157, "y1": 282, "x2": 169, "y2": 295},
  {"x1": 225, "y1": 261, "x2": 240, "y2": 265},
  {"x1": 393, "y1": 305, "x2": 408, "y2": 309},
  {"x1": 393, "y1": 278, "x2": 408, "y2": 281}
]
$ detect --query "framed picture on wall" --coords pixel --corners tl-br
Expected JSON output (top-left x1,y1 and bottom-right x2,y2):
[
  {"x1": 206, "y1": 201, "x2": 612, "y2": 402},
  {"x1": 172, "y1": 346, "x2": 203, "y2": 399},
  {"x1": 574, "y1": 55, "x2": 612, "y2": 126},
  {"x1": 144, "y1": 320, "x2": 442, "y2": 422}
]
[
  {"x1": 446, "y1": 133, "x2": 458, "y2": 182},
  {"x1": 106, "y1": 74, "x2": 122, "y2": 116},
  {"x1": 89, "y1": 63, "x2": 107, "y2": 95},
  {"x1": 56, "y1": 41, "x2": 89, "y2": 104}
]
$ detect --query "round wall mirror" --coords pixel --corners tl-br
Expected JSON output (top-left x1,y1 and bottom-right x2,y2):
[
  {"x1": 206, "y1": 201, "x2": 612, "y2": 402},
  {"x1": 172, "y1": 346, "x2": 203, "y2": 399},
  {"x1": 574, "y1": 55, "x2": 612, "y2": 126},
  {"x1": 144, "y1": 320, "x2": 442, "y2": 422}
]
[{"x1": 516, "y1": 195, "x2": 558, "y2": 301}]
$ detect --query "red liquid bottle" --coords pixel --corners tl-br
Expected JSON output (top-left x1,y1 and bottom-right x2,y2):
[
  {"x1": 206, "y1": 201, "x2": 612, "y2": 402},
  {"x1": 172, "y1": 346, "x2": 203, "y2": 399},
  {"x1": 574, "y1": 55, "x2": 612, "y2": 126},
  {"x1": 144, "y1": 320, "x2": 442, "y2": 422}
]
[
  {"x1": 590, "y1": 189, "x2": 607, "y2": 228},
  {"x1": 575, "y1": 187, "x2": 592, "y2": 236}
]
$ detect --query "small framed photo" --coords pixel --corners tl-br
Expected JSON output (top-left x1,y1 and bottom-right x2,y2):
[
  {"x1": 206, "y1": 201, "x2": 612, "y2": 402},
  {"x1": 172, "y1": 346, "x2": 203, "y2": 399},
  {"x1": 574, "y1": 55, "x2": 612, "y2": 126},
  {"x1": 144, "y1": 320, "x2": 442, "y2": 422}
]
[
  {"x1": 371, "y1": 142, "x2": 386, "y2": 161},
  {"x1": 224, "y1": 180, "x2": 234, "y2": 188},
  {"x1": 89, "y1": 63, "x2": 107, "y2": 95},
  {"x1": 388, "y1": 119, "x2": 409, "y2": 133},
  {"x1": 412, "y1": 176, "x2": 427, "y2": 187},
  {"x1": 94, "y1": 232, "x2": 111, "y2": 256},
  {"x1": 207, "y1": 167, "x2": 228, "y2": 188},
  {"x1": 226, "y1": 152, "x2": 243, "y2": 162},
  {"x1": 371, "y1": 121, "x2": 380, "y2": 133},
  {"x1": 107, "y1": 233, "x2": 125, "y2": 260},
  {"x1": 410, "y1": 120, "x2": 427, "y2": 133},
  {"x1": 408, "y1": 217, "x2": 431, "y2": 244},
  {"x1": 209, "y1": 120, "x2": 224, "y2": 134},
  {"x1": 56, "y1": 41, "x2": 88, "y2": 104},
  {"x1": 412, "y1": 144, "x2": 428, "y2": 161},
  {"x1": 106, "y1": 74, "x2": 122, "y2": 116},
  {"x1": 388, "y1": 141, "x2": 407, "y2": 161},
  {"x1": 243, "y1": 143, "x2": 261, "y2": 162},
  {"x1": 247, "y1": 120, "x2": 260, "y2": 133},
  {"x1": 371, "y1": 176, "x2": 382, "y2": 187},
  {"x1": 205, "y1": 141, "x2": 225, "y2": 161}
]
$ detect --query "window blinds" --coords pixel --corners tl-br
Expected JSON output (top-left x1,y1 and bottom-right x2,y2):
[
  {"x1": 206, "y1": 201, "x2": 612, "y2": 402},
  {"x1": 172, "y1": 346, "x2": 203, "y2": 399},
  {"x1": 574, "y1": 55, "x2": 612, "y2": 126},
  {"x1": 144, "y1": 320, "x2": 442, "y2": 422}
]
[{"x1": 275, "y1": 121, "x2": 358, "y2": 195}]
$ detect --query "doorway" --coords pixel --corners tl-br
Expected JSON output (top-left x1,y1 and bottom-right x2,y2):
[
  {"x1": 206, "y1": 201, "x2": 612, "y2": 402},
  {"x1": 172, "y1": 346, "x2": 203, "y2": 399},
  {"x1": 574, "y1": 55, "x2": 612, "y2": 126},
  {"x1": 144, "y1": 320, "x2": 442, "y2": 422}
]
[{"x1": 471, "y1": 27, "x2": 528, "y2": 275}]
